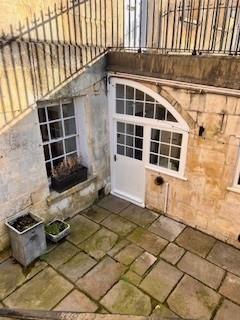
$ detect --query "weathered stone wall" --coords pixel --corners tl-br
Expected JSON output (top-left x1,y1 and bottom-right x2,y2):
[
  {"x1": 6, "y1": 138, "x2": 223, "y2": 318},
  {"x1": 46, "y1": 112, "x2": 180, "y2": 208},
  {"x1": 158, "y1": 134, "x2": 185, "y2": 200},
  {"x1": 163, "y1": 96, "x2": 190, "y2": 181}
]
[
  {"x1": 0, "y1": 58, "x2": 110, "y2": 251},
  {"x1": 141, "y1": 81, "x2": 240, "y2": 248}
]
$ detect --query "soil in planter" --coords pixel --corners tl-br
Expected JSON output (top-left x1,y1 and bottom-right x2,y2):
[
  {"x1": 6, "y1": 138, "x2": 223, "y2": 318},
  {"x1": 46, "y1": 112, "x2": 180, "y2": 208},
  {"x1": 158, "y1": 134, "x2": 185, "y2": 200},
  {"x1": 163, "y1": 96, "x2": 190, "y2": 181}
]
[
  {"x1": 45, "y1": 221, "x2": 67, "y2": 235},
  {"x1": 10, "y1": 214, "x2": 38, "y2": 232}
]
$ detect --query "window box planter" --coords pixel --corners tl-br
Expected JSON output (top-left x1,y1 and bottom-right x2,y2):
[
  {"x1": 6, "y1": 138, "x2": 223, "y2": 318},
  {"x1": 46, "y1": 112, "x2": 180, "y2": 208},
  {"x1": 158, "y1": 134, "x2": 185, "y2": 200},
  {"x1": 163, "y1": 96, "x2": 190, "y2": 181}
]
[
  {"x1": 45, "y1": 220, "x2": 70, "y2": 243},
  {"x1": 5, "y1": 213, "x2": 46, "y2": 267},
  {"x1": 51, "y1": 166, "x2": 88, "y2": 193}
]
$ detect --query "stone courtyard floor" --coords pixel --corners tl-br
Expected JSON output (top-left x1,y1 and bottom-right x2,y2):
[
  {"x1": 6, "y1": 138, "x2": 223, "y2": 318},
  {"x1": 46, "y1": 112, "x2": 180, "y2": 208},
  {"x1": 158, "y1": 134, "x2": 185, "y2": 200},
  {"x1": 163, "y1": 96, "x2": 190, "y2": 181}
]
[{"x1": 0, "y1": 195, "x2": 240, "y2": 319}]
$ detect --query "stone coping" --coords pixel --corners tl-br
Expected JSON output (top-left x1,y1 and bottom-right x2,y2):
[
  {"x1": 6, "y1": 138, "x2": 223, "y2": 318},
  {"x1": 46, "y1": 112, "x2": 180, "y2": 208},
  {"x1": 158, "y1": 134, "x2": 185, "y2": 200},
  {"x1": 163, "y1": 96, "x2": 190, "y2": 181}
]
[{"x1": 47, "y1": 175, "x2": 97, "y2": 206}]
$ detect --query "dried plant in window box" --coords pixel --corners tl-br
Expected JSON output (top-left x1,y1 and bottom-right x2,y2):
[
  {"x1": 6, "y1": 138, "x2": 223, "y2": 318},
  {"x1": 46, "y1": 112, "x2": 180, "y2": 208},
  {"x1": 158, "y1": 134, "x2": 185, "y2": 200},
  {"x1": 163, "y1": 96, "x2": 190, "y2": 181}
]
[{"x1": 51, "y1": 156, "x2": 88, "y2": 193}]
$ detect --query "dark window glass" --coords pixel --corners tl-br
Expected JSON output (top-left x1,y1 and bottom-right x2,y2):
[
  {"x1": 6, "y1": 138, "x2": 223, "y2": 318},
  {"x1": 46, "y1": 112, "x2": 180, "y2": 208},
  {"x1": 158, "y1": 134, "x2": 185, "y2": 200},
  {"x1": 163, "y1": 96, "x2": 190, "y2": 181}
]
[
  {"x1": 161, "y1": 131, "x2": 171, "y2": 143},
  {"x1": 126, "y1": 86, "x2": 134, "y2": 99},
  {"x1": 172, "y1": 133, "x2": 182, "y2": 146},
  {"x1": 53, "y1": 157, "x2": 64, "y2": 168},
  {"x1": 62, "y1": 102, "x2": 74, "y2": 117},
  {"x1": 116, "y1": 100, "x2": 124, "y2": 114},
  {"x1": 145, "y1": 94, "x2": 154, "y2": 102},
  {"x1": 151, "y1": 129, "x2": 159, "y2": 141},
  {"x1": 135, "y1": 125, "x2": 143, "y2": 137},
  {"x1": 38, "y1": 108, "x2": 46, "y2": 123},
  {"x1": 126, "y1": 123, "x2": 134, "y2": 135},
  {"x1": 116, "y1": 84, "x2": 124, "y2": 98},
  {"x1": 64, "y1": 118, "x2": 76, "y2": 135},
  {"x1": 47, "y1": 105, "x2": 61, "y2": 120},
  {"x1": 135, "y1": 102, "x2": 144, "y2": 117},
  {"x1": 145, "y1": 103, "x2": 154, "y2": 118},
  {"x1": 171, "y1": 146, "x2": 181, "y2": 159},
  {"x1": 150, "y1": 142, "x2": 159, "y2": 153},
  {"x1": 46, "y1": 162, "x2": 52, "y2": 177},
  {"x1": 50, "y1": 121, "x2": 63, "y2": 139},
  {"x1": 167, "y1": 111, "x2": 177, "y2": 122},
  {"x1": 43, "y1": 145, "x2": 50, "y2": 160},
  {"x1": 117, "y1": 144, "x2": 124, "y2": 155},
  {"x1": 65, "y1": 137, "x2": 77, "y2": 153},
  {"x1": 135, "y1": 149, "x2": 142, "y2": 160},
  {"x1": 40, "y1": 125, "x2": 49, "y2": 142},
  {"x1": 170, "y1": 159, "x2": 180, "y2": 171},
  {"x1": 51, "y1": 141, "x2": 64, "y2": 158},
  {"x1": 155, "y1": 105, "x2": 166, "y2": 120},
  {"x1": 150, "y1": 154, "x2": 158, "y2": 165},
  {"x1": 126, "y1": 147, "x2": 134, "y2": 158},
  {"x1": 117, "y1": 122, "x2": 125, "y2": 133},
  {"x1": 126, "y1": 100, "x2": 134, "y2": 115},
  {"x1": 135, "y1": 138, "x2": 143, "y2": 149},
  {"x1": 126, "y1": 135, "x2": 134, "y2": 147},
  {"x1": 159, "y1": 156, "x2": 168, "y2": 168},
  {"x1": 238, "y1": 175, "x2": 240, "y2": 185},
  {"x1": 117, "y1": 134, "x2": 125, "y2": 144},
  {"x1": 160, "y1": 144, "x2": 170, "y2": 157},
  {"x1": 136, "y1": 89, "x2": 144, "y2": 101}
]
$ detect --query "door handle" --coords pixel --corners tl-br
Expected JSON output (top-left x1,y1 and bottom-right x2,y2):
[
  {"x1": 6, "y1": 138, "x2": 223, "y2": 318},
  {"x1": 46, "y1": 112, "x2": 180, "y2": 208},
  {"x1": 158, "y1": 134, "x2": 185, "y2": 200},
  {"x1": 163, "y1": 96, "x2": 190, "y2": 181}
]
[{"x1": 114, "y1": 154, "x2": 117, "y2": 162}]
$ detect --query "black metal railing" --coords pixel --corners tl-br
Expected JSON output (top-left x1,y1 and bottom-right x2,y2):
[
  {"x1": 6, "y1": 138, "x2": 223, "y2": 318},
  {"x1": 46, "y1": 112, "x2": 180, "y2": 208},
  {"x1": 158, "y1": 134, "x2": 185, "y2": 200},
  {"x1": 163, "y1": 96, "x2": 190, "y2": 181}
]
[{"x1": 0, "y1": 0, "x2": 239, "y2": 128}]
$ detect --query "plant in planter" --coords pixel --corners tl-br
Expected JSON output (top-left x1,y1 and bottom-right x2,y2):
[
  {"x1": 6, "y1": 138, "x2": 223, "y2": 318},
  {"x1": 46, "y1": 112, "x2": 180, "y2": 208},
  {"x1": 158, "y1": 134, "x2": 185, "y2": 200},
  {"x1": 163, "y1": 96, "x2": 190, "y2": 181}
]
[
  {"x1": 45, "y1": 219, "x2": 70, "y2": 243},
  {"x1": 5, "y1": 212, "x2": 46, "y2": 267},
  {"x1": 51, "y1": 156, "x2": 88, "y2": 193}
]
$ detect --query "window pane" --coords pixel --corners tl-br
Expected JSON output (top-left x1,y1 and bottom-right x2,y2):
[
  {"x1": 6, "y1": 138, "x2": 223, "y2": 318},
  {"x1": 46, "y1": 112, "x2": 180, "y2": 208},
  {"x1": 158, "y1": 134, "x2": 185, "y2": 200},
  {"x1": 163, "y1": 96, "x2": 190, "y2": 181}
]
[
  {"x1": 116, "y1": 100, "x2": 124, "y2": 114},
  {"x1": 43, "y1": 145, "x2": 50, "y2": 160},
  {"x1": 150, "y1": 154, "x2": 158, "y2": 165},
  {"x1": 126, "y1": 101, "x2": 134, "y2": 115},
  {"x1": 126, "y1": 135, "x2": 133, "y2": 146},
  {"x1": 38, "y1": 108, "x2": 46, "y2": 123},
  {"x1": 62, "y1": 102, "x2": 74, "y2": 117},
  {"x1": 146, "y1": 94, "x2": 154, "y2": 102},
  {"x1": 40, "y1": 124, "x2": 49, "y2": 142},
  {"x1": 65, "y1": 137, "x2": 77, "y2": 153},
  {"x1": 126, "y1": 147, "x2": 133, "y2": 158},
  {"x1": 116, "y1": 84, "x2": 124, "y2": 98},
  {"x1": 155, "y1": 105, "x2": 166, "y2": 120},
  {"x1": 50, "y1": 121, "x2": 63, "y2": 139},
  {"x1": 145, "y1": 103, "x2": 154, "y2": 118},
  {"x1": 136, "y1": 125, "x2": 143, "y2": 137},
  {"x1": 117, "y1": 134, "x2": 125, "y2": 144},
  {"x1": 64, "y1": 118, "x2": 77, "y2": 135},
  {"x1": 172, "y1": 133, "x2": 182, "y2": 146},
  {"x1": 46, "y1": 162, "x2": 52, "y2": 177},
  {"x1": 134, "y1": 149, "x2": 142, "y2": 160},
  {"x1": 126, "y1": 86, "x2": 134, "y2": 99},
  {"x1": 171, "y1": 146, "x2": 181, "y2": 159},
  {"x1": 136, "y1": 89, "x2": 144, "y2": 101},
  {"x1": 135, "y1": 102, "x2": 144, "y2": 117},
  {"x1": 151, "y1": 129, "x2": 160, "y2": 141},
  {"x1": 117, "y1": 144, "x2": 124, "y2": 155},
  {"x1": 126, "y1": 123, "x2": 134, "y2": 135},
  {"x1": 160, "y1": 144, "x2": 170, "y2": 156},
  {"x1": 117, "y1": 122, "x2": 125, "y2": 133},
  {"x1": 53, "y1": 157, "x2": 64, "y2": 168},
  {"x1": 167, "y1": 111, "x2": 177, "y2": 122},
  {"x1": 159, "y1": 156, "x2": 168, "y2": 168},
  {"x1": 51, "y1": 141, "x2": 64, "y2": 158},
  {"x1": 238, "y1": 175, "x2": 240, "y2": 185},
  {"x1": 170, "y1": 159, "x2": 179, "y2": 171},
  {"x1": 47, "y1": 105, "x2": 61, "y2": 120},
  {"x1": 161, "y1": 131, "x2": 171, "y2": 143},
  {"x1": 150, "y1": 142, "x2": 159, "y2": 153},
  {"x1": 135, "y1": 138, "x2": 143, "y2": 149}
]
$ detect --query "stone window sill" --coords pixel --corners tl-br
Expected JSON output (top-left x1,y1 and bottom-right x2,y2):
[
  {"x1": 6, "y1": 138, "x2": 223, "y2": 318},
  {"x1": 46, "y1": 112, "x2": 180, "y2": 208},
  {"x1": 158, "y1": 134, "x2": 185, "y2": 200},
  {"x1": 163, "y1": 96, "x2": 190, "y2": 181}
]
[
  {"x1": 47, "y1": 175, "x2": 97, "y2": 206},
  {"x1": 227, "y1": 186, "x2": 240, "y2": 194}
]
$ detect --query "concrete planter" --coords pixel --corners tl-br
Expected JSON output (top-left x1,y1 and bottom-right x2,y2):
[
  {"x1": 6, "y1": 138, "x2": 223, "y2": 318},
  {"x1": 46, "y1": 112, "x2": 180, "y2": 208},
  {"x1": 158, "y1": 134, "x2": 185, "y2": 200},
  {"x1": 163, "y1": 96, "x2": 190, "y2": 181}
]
[
  {"x1": 45, "y1": 219, "x2": 70, "y2": 243},
  {"x1": 5, "y1": 213, "x2": 46, "y2": 267}
]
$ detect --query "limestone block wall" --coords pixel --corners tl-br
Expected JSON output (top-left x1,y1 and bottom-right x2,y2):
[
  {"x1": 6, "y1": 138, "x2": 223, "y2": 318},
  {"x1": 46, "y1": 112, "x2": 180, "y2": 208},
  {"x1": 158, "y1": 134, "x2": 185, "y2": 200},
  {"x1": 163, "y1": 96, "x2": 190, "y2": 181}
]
[{"x1": 143, "y1": 81, "x2": 240, "y2": 248}]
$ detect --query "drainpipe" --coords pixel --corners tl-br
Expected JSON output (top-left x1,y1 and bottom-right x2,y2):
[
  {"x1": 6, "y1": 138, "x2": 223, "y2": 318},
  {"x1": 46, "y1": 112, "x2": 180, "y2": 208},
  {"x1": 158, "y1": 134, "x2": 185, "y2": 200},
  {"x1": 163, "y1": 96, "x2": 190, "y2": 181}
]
[{"x1": 164, "y1": 183, "x2": 169, "y2": 214}]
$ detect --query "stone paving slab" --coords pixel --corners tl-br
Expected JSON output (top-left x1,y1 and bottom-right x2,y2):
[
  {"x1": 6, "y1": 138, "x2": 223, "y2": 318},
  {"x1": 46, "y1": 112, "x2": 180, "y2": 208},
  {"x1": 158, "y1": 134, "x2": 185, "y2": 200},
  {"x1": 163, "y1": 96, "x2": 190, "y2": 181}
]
[
  {"x1": 167, "y1": 275, "x2": 220, "y2": 320},
  {"x1": 152, "y1": 304, "x2": 180, "y2": 319},
  {"x1": 149, "y1": 216, "x2": 185, "y2": 242},
  {"x1": 83, "y1": 205, "x2": 111, "y2": 223},
  {"x1": 120, "y1": 205, "x2": 158, "y2": 227},
  {"x1": 100, "y1": 280, "x2": 151, "y2": 316},
  {"x1": 3, "y1": 267, "x2": 73, "y2": 310},
  {"x1": 178, "y1": 251, "x2": 225, "y2": 289},
  {"x1": 176, "y1": 227, "x2": 216, "y2": 257},
  {"x1": 219, "y1": 272, "x2": 240, "y2": 305},
  {"x1": 76, "y1": 256, "x2": 126, "y2": 300},
  {"x1": 67, "y1": 215, "x2": 100, "y2": 245},
  {"x1": 140, "y1": 260, "x2": 183, "y2": 302},
  {"x1": 0, "y1": 259, "x2": 47, "y2": 300},
  {"x1": 101, "y1": 214, "x2": 137, "y2": 237},
  {"x1": 59, "y1": 252, "x2": 97, "y2": 282},
  {"x1": 115, "y1": 244, "x2": 144, "y2": 266},
  {"x1": 108, "y1": 239, "x2": 130, "y2": 257},
  {"x1": 97, "y1": 195, "x2": 130, "y2": 214},
  {"x1": 160, "y1": 243, "x2": 185, "y2": 265},
  {"x1": 41, "y1": 241, "x2": 79, "y2": 268},
  {"x1": 122, "y1": 270, "x2": 142, "y2": 286},
  {"x1": 78, "y1": 227, "x2": 118, "y2": 259},
  {"x1": 130, "y1": 252, "x2": 157, "y2": 276},
  {"x1": 214, "y1": 299, "x2": 240, "y2": 320},
  {"x1": 0, "y1": 249, "x2": 11, "y2": 264},
  {"x1": 54, "y1": 289, "x2": 98, "y2": 312},
  {"x1": 208, "y1": 241, "x2": 240, "y2": 277},
  {"x1": 128, "y1": 227, "x2": 168, "y2": 256}
]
